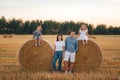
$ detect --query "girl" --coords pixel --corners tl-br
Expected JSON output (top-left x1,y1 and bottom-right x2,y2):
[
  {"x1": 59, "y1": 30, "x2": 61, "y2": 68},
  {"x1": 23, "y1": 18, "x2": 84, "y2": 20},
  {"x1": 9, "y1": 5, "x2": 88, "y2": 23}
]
[
  {"x1": 77, "y1": 24, "x2": 89, "y2": 45},
  {"x1": 52, "y1": 34, "x2": 65, "y2": 72},
  {"x1": 33, "y1": 26, "x2": 42, "y2": 46}
]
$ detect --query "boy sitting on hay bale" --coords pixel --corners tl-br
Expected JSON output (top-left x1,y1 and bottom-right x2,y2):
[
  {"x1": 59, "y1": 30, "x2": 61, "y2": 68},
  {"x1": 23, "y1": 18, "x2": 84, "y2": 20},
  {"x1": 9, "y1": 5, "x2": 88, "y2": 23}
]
[{"x1": 33, "y1": 26, "x2": 42, "y2": 46}]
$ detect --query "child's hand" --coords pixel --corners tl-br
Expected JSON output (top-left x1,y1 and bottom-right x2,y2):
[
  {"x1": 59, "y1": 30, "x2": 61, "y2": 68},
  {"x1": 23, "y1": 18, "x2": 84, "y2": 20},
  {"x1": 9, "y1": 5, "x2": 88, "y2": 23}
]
[
  {"x1": 32, "y1": 37, "x2": 34, "y2": 40},
  {"x1": 40, "y1": 37, "x2": 43, "y2": 39}
]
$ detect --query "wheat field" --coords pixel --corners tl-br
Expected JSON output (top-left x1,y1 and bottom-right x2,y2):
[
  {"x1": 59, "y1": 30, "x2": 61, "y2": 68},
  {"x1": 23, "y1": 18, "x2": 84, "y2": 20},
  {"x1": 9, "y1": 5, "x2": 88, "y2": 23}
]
[{"x1": 0, "y1": 35, "x2": 120, "y2": 80}]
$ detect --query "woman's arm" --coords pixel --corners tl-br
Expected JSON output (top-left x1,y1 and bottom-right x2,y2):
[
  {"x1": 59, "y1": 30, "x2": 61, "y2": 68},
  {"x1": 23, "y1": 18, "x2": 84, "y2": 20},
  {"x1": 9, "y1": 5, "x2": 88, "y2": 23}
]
[{"x1": 52, "y1": 45, "x2": 56, "y2": 57}]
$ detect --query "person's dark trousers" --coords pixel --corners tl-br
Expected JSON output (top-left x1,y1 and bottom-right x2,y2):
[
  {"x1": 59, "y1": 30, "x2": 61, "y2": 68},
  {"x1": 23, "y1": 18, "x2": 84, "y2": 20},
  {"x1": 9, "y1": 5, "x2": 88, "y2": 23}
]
[{"x1": 52, "y1": 51, "x2": 63, "y2": 71}]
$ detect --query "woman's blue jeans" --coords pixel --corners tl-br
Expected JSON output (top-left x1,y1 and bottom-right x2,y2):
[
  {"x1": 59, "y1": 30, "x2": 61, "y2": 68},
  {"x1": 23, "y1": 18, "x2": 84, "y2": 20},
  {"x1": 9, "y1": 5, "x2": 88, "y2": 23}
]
[{"x1": 52, "y1": 51, "x2": 63, "y2": 71}]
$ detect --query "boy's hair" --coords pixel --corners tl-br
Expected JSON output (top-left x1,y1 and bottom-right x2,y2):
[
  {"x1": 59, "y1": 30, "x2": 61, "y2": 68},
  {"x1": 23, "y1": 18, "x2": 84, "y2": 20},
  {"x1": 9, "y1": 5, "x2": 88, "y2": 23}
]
[
  {"x1": 36, "y1": 26, "x2": 42, "y2": 30},
  {"x1": 37, "y1": 26, "x2": 41, "y2": 28},
  {"x1": 70, "y1": 31, "x2": 75, "y2": 34}
]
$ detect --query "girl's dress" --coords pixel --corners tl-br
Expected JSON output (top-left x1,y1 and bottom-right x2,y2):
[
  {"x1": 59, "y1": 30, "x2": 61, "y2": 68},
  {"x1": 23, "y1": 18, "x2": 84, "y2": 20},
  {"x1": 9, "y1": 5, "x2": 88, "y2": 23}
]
[{"x1": 77, "y1": 29, "x2": 88, "y2": 40}]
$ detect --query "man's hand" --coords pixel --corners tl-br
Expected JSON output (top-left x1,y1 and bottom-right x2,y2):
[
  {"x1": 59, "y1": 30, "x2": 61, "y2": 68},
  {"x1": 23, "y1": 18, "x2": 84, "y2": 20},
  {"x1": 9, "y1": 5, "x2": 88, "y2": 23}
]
[{"x1": 62, "y1": 51, "x2": 65, "y2": 58}]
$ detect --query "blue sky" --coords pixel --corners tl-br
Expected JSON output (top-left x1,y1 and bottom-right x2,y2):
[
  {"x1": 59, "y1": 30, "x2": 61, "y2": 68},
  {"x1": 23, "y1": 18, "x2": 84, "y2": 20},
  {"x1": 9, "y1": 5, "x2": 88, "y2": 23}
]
[{"x1": 0, "y1": 0, "x2": 120, "y2": 26}]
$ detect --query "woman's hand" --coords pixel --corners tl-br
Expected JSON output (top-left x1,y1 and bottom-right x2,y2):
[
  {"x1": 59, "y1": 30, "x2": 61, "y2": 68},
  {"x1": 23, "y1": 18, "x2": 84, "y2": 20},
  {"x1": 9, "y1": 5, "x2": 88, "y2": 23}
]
[
  {"x1": 40, "y1": 36, "x2": 43, "y2": 39},
  {"x1": 52, "y1": 50, "x2": 55, "y2": 57}
]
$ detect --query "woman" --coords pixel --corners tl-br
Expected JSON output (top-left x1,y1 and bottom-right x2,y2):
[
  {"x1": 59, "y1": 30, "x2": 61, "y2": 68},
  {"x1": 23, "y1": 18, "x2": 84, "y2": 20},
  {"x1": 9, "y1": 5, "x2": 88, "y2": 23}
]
[{"x1": 52, "y1": 34, "x2": 65, "y2": 72}]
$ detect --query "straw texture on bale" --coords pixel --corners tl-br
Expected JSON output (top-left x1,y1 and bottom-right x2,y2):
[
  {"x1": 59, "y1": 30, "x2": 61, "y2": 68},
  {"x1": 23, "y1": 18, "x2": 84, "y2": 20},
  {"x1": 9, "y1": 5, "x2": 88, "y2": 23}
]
[
  {"x1": 19, "y1": 39, "x2": 53, "y2": 71},
  {"x1": 74, "y1": 40, "x2": 102, "y2": 72}
]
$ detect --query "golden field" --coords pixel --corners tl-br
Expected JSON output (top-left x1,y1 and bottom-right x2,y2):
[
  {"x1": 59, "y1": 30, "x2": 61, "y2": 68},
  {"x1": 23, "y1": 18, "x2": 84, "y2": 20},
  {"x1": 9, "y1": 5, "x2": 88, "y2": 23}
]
[{"x1": 0, "y1": 35, "x2": 120, "y2": 80}]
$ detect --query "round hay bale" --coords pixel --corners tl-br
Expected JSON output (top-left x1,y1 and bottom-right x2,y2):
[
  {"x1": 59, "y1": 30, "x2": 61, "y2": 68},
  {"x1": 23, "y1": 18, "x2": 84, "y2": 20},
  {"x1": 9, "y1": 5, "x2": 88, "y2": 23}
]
[
  {"x1": 3, "y1": 34, "x2": 8, "y2": 38},
  {"x1": 9, "y1": 34, "x2": 13, "y2": 38},
  {"x1": 92, "y1": 36, "x2": 96, "y2": 39},
  {"x1": 74, "y1": 40, "x2": 102, "y2": 72},
  {"x1": 18, "y1": 39, "x2": 53, "y2": 71}
]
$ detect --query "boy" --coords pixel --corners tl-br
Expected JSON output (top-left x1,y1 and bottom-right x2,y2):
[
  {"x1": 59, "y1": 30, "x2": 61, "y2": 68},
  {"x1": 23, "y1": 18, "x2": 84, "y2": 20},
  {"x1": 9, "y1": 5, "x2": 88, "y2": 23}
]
[{"x1": 33, "y1": 26, "x2": 42, "y2": 46}]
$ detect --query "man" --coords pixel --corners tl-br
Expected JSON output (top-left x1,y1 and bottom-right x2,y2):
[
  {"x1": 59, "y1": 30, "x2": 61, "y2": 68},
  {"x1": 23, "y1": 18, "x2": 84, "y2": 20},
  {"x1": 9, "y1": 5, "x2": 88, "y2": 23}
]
[{"x1": 64, "y1": 31, "x2": 78, "y2": 73}]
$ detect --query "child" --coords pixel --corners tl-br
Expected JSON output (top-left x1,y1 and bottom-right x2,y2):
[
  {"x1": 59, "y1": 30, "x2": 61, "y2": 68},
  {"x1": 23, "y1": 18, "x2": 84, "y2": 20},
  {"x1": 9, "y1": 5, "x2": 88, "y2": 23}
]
[
  {"x1": 77, "y1": 24, "x2": 89, "y2": 45},
  {"x1": 33, "y1": 26, "x2": 42, "y2": 46}
]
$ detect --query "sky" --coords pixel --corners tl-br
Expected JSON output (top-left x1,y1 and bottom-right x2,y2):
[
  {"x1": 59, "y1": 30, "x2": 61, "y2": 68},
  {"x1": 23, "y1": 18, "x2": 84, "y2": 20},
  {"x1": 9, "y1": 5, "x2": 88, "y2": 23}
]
[{"x1": 0, "y1": 0, "x2": 120, "y2": 26}]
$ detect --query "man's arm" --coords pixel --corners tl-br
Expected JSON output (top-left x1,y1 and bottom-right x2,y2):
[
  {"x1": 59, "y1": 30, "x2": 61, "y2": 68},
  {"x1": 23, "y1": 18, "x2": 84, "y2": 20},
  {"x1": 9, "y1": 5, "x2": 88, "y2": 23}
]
[
  {"x1": 75, "y1": 40, "x2": 78, "y2": 52},
  {"x1": 65, "y1": 37, "x2": 67, "y2": 51}
]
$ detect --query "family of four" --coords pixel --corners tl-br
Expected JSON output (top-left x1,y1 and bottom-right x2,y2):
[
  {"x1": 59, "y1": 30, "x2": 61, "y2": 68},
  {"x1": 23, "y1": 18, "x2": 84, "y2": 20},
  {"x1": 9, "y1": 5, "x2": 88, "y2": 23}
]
[{"x1": 33, "y1": 24, "x2": 89, "y2": 73}]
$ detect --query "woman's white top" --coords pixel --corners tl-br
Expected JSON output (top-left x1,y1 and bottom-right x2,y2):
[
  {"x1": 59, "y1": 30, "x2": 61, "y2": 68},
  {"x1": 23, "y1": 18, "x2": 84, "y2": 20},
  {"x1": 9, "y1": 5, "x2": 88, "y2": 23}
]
[
  {"x1": 54, "y1": 41, "x2": 65, "y2": 51},
  {"x1": 77, "y1": 29, "x2": 88, "y2": 40}
]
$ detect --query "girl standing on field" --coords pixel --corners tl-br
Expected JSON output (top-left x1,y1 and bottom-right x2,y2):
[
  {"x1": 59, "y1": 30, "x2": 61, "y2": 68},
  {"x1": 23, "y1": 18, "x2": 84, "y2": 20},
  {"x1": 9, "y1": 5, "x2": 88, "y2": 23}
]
[
  {"x1": 52, "y1": 34, "x2": 65, "y2": 72},
  {"x1": 33, "y1": 26, "x2": 42, "y2": 46},
  {"x1": 77, "y1": 24, "x2": 89, "y2": 45}
]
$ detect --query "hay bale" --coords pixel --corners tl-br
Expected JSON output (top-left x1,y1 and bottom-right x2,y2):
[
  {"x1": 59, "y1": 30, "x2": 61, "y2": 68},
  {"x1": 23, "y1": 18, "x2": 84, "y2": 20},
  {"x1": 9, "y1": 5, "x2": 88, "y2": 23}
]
[
  {"x1": 3, "y1": 34, "x2": 8, "y2": 38},
  {"x1": 92, "y1": 36, "x2": 96, "y2": 39},
  {"x1": 18, "y1": 39, "x2": 53, "y2": 71},
  {"x1": 9, "y1": 34, "x2": 13, "y2": 38},
  {"x1": 74, "y1": 40, "x2": 102, "y2": 72}
]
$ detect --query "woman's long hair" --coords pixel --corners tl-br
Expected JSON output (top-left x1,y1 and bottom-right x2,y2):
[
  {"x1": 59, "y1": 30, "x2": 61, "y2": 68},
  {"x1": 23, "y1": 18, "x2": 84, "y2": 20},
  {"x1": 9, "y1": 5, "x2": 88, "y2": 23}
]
[{"x1": 56, "y1": 34, "x2": 63, "y2": 41}]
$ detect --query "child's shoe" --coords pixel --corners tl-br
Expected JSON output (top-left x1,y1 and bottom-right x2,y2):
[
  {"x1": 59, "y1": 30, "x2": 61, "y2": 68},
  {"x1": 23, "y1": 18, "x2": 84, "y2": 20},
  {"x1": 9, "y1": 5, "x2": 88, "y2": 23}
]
[
  {"x1": 65, "y1": 71, "x2": 68, "y2": 74},
  {"x1": 83, "y1": 43, "x2": 85, "y2": 45},
  {"x1": 38, "y1": 44, "x2": 41, "y2": 46},
  {"x1": 69, "y1": 71, "x2": 72, "y2": 74},
  {"x1": 35, "y1": 44, "x2": 38, "y2": 46}
]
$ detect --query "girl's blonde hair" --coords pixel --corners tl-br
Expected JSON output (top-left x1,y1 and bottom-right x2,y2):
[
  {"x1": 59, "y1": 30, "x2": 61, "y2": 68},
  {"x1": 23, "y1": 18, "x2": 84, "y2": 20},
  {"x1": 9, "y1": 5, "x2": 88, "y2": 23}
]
[{"x1": 80, "y1": 24, "x2": 88, "y2": 30}]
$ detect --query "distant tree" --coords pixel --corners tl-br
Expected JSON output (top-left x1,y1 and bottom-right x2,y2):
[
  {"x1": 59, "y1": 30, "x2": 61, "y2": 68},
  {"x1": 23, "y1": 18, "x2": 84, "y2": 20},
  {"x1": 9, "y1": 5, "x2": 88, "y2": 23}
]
[
  {"x1": 23, "y1": 21, "x2": 31, "y2": 34},
  {"x1": 60, "y1": 21, "x2": 71, "y2": 34},
  {"x1": 0, "y1": 16, "x2": 7, "y2": 34},
  {"x1": 29, "y1": 21, "x2": 39, "y2": 34},
  {"x1": 42, "y1": 20, "x2": 61, "y2": 34},
  {"x1": 94, "y1": 24, "x2": 107, "y2": 34},
  {"x1": 107, "y1": 26, "x2": 114, "y2": 35},
  {"x1": 87, "y1": 24, "x2": 94, "y2": 35},
  {"x1": 8, "y1": 18, "x2": 23, "y2": 34},
  {"x1": 0, "y1": 16, "x2": 120, "y2": 35},
  {"x1": 113, "y1": 27, "x2": 120, "y2": 35}
]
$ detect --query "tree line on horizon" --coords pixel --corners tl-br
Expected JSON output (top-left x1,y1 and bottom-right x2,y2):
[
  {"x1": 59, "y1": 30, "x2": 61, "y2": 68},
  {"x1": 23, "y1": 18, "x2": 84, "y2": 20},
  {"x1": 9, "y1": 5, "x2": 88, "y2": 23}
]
[{"x1": 0, "y1": 16, "x2": 120, "y2": 35}]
